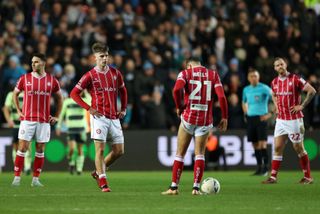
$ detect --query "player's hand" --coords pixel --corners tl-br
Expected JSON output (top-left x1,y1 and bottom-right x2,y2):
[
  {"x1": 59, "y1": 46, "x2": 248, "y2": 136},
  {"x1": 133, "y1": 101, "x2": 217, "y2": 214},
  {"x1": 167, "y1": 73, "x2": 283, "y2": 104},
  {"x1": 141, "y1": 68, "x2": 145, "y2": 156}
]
[
  {"x1": 217, "y1": 119, "x2": 228, "y2": 132},
  {"x1": 89, "y1": 107, "x2": 103, "y2": 118},
  {"x1": 290, "y1": 105, "x2": 303, "y2": 114},
  {"x1": 49, "y1": 116, "x2": 58, "y2": 125},
  {"x1": 117, "y1": 110, "x2": 126, "y2": 119},
  {"x1": 17, "y1": 110, "x2": 25, "y2": 118},
  {"x1": 55, "y1": 129, "x2": 61, "y2": 136},
  {"x1": 176, "y1": 108, "x2": 183, "y2": 117}
]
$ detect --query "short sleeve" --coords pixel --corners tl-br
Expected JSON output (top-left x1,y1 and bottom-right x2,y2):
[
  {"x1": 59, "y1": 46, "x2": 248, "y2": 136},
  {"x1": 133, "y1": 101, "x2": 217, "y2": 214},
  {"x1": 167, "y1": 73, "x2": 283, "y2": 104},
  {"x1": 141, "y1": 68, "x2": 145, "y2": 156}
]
[
  {"x1": 213, "y1": 71, "x2": 223, "y2": 88},
  {"x1": 52, "y1": 77, "x2": 61, "y2": 93},
  {"x1": 117, "y1": 70, "x2": 125, "y2": 88},
  {"x1": 242, "y1": 88, "x2": 247, "y2": 103},
  {"x1": 295, "y1": 75, "x2": 307, "y2": 90},
  {"x1": 15, "y1": 75, "x2": 25, "y2": 92}
]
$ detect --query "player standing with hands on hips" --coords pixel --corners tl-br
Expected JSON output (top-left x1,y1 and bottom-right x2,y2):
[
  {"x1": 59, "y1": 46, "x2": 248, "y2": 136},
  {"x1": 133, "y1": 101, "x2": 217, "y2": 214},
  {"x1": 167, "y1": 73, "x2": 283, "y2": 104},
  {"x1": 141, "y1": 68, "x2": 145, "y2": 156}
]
[
  {"x1": 263, "y1": 57, "x2": 316, "y2": 184},
  {"x1": 11, "y1": 53, "x2": 63, "y2": 187},
  {"x1": 71, "y1": 42, "x2": 127, "y2": 192},
  {"x1": 162, "y1": 57, "x2": 228, "y2": 195}
]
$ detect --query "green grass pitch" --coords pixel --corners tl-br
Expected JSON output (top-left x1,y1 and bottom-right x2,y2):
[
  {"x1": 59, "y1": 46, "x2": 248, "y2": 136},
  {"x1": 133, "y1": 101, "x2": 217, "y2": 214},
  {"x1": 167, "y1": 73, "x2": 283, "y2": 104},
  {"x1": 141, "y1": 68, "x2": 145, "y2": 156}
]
[{"x1": 0, "y1": 171, "x2": 319, "y2": 214}]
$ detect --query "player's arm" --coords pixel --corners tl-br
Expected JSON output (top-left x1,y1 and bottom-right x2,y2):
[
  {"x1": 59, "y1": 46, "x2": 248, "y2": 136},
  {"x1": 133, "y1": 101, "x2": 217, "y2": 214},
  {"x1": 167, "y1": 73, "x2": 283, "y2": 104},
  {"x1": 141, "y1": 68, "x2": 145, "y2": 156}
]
[
  {"x1": 215, "y1": 85, "x2": 228, "y2": 132},
  {"x1": 50, "y1": 90, "x2": 63, "y2": 125},
  {"x1": 172, "y1": 79, "x2": 185, "y2": 117},
  {"x1": 2, "y1": 93, "x2": 14, "y2": 128},
  {"x1": 271, "y1": 91, "x2": 279, "y2": 115},
  {"x1": 12, "y1": 89, "x2": 24, "y2": 117},
  {"x1": 70, "y1": 87, "x2": 103, "y2": 118},
  {"x1": 118, "y1": 86, "x2": 128, "y2": 119},
  {"x1": 290, "y1": 83, "x2": 316, "y2": 113},
  {"x1": 56, "y1": 99, "x2": 67, "y2": 136}
]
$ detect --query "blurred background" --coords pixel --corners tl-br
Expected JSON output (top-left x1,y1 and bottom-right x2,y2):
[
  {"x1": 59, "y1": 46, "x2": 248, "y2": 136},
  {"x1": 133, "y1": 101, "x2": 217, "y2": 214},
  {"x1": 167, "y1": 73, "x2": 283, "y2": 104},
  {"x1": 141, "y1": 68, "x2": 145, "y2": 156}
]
[{"x1": 0, "y1": 0, "x2": 319, "y2": 172}]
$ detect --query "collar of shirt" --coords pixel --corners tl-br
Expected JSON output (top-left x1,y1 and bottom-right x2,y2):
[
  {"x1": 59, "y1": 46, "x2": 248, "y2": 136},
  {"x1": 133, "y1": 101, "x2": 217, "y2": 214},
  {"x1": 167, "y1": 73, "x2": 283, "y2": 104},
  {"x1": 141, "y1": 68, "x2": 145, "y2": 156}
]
[{"x1": 94, "y1": 65, "x2": 109, "y2": 73}]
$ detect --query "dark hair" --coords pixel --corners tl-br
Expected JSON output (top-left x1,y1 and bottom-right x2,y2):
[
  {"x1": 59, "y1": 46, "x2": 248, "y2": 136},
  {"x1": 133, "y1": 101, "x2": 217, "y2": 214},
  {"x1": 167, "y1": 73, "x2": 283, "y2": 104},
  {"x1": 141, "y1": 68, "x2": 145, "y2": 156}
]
[
  {"x1": 185, "y1": 56, "x2": 201, "y2": 65},
  {"x1": 92, "y1": 42, "x2": 109, "y2": 53},
  {"x1": 32, "y1": 53, "x2": 46, "y2": 61}
]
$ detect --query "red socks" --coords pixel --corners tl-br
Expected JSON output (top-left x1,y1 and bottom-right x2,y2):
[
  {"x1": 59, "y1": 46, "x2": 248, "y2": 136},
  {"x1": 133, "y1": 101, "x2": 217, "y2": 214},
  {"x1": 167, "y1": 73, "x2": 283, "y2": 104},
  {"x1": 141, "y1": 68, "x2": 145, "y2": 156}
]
[
  {"x1": 171, "y1": 157, "x2": 184, "y2": 185},
  {"x1": 299, "y1": 153, "x2": 311, "y2": 178},
  {"x1": 270, "y1": 156, "x2": 282, "y2": 179},
  {"x1": 14, "y1": 151, "x2": 25, "y2": 176},
  {"x1": 194, "y1": 155, "x2": 205, "y2": 185},
  {"x1": 33, "y1": 152, "x2": 44, "y2": 177}
]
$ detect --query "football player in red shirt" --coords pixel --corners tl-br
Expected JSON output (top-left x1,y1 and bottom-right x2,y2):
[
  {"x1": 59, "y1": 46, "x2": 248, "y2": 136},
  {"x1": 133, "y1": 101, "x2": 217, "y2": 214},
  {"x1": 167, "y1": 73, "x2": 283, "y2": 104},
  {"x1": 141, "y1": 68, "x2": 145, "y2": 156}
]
[
  {"x1": 71, "y1": 43, "x2": 127, "y2": 192},
  {"x1": 263, "y1": 57, "x2": 316, "y2": 184},
  {"x1": 162, "y1": 57, "x2": 228, "y2": 195},
  {"x1": 12, "y1": 53, "x2": 63, "y2": 187}
]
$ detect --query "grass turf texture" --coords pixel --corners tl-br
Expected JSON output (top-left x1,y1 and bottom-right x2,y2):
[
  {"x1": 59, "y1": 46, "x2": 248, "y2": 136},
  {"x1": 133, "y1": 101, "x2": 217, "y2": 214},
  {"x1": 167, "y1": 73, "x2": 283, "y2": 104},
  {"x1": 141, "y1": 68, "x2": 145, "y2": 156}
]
[{"x1": 0, "y1": 171, "x2": 319, "y2": 214}]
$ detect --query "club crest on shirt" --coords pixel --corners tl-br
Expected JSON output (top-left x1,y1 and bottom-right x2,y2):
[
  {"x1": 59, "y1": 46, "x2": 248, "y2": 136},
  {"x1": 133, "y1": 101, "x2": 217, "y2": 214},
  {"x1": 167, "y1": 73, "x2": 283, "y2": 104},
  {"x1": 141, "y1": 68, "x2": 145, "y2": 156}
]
[
  {"x1": 289, "y1": 82, "x2": 292, "y2": 86},
  {"x1": 47, "y1": 82, "x2": 51, "y2": 86}
]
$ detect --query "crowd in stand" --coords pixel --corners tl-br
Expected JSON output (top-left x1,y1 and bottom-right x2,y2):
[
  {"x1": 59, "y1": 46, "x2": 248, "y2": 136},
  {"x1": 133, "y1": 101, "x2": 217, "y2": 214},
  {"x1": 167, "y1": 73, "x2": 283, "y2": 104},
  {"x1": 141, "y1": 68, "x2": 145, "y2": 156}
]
[{"x1": 1, "y1": 0, "x2": 320, "y2": 131}]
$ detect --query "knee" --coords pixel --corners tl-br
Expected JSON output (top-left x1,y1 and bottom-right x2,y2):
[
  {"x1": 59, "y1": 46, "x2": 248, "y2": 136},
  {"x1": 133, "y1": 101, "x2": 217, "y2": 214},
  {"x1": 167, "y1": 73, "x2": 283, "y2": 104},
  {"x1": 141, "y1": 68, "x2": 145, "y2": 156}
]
[{"x1": 114, "y1": 149, "x2": 124, "y2": 158}]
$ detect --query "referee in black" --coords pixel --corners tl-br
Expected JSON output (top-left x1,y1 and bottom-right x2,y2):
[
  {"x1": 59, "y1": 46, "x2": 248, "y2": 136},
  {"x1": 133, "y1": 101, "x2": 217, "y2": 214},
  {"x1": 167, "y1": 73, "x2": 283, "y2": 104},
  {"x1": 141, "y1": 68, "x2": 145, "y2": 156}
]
[{"x1": 242, "y1": 69, "x2": 272, "y2": 176}]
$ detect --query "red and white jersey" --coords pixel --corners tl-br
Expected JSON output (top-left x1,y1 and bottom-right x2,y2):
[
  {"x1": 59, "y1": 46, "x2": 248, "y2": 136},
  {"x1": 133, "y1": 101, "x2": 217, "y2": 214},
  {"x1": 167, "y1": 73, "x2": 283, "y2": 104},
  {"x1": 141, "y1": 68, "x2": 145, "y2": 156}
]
[
  {"x1": 271, "y1": 73, "x2": 306, "y2": 120},
  {"x1": 15, "y1": 72, "x2": 60, "y2": 123},
  {"x1": 75, "y1": 66, "x2": 125, "y2": 119},
  {"x1": 177, "y1": 66, "x2": 222, "y2": 126}
]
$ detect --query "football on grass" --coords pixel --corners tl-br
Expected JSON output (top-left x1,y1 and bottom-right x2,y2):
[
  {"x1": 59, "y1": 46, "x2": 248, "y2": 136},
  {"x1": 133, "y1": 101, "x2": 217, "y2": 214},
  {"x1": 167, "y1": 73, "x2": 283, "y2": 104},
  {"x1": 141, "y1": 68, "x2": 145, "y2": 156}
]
[{"x1": 200, "y1": 177, "x2": 220, "y2": 194}]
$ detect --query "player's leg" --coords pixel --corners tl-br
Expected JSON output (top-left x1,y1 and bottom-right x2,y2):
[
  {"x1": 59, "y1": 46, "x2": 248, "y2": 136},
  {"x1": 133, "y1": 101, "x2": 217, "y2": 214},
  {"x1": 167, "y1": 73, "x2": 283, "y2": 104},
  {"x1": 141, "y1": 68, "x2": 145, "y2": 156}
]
[
  {"x1": 12, "y1": 121, "x2": 36, "y2": 186},
  {"x1": 162, "y1": 122, "x2": 192, "y2": 195},
  {"x1": 252, "y1": 142, "x2": 262, "y2": 175},
  {"x1": 31, "y1": 122, "x2": 50, "y2": 187},
  {"x1": 12, "y1": 139, "x2": 31, "y2": 186},
  {"x1": 89, "y1": 115, "x2": 110, "y2": 191},
  {"x1": 104, "y1": 119, "x2": 124, "y2": 167},
  {"x1": 94, "y1": 140, "x2": 110, "y2": 190},
  {"x1": 292, "y1": 142, "x2": 313, "y2": 184},
  {"x1": 104, "y1": 143, "x2": 124, "y2": 167},
  {"x1": 67, "y1": 137, "x2": 76, "y2": 174},
  {"x1": 257, "y1": 118, "x2": 269, "y2": 175},
  {"x1": 247, "y1": 116, "x2": 262, "y2": 175},
  {"x1": 262, "y1": 134, "x2": 286, "y2": 184},
  {"x1": 75, "y1": 134, "x2": 85, "y2": 175},
  {"x1": 24, "y1": 143, "x2": 32, "y2": 175},
  {"x1": 192, "y1": 131, "x2": 209, "y2": 195},
  {"x1": 31, "y1": 142, "x2": 45, "y2": 187}
]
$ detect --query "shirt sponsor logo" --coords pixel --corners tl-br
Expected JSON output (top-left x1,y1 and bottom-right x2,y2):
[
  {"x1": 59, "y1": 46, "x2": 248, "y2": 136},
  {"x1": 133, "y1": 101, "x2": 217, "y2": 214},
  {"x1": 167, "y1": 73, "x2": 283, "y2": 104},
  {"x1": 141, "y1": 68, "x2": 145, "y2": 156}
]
[
  {"x1": 276, "y1": 92, "x2": 293, "y2": 96},
  {"x1": 28, "y1": 91, "x2": 50, "y2": 96}
]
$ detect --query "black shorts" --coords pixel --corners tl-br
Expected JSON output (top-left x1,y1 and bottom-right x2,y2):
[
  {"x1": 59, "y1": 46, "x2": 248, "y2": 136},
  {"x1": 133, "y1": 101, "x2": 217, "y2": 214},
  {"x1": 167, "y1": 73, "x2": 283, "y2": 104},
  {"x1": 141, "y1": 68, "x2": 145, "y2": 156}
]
[
  {"x1": 246, "y1": 116, "x2": 268, "y2": 143},
  {"x1": 12, "y1": 128, "x2": 19, "y2": 143},
  {"x1": 67, "y1": 133, "x2": 86, "y2": 144}
]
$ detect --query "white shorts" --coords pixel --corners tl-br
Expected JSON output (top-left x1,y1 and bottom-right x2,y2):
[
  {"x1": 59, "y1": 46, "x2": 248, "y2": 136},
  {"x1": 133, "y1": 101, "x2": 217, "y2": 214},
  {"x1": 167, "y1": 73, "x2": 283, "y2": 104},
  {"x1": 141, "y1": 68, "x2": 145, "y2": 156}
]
[
  {"x1": 90, "y1": 115, "x2": 124, "y2": 144},
  {"x1": 274, "y1": 118, "x2": 305, "y2": 143},
  {"x1": 181, "y1": 117, "x2": 213, "y2": 137},
  {"x1": 18, "y1": 120, "x2": 51, "y2": 142}
]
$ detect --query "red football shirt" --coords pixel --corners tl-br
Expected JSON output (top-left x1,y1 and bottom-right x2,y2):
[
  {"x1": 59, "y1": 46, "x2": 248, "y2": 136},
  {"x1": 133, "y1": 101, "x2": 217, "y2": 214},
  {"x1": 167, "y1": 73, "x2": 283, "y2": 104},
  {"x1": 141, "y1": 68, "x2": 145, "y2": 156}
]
[
  {"x1": 175, "y1": 66, "x2": 223, "y2": 126},
  {"x1": 271, "y1": 73, "x2": 306, "y2": 120},
  {"x1": 75, "y1": 66, "x2": 125, "y2": 119},
  {"x1": 15, "y1": 72, "x2": 60, "y2": 123}
]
